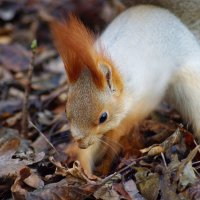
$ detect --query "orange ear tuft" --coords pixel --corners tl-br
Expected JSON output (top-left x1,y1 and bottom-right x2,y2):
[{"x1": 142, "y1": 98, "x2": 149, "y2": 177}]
[{"x1": 50, "y1": 15, "x2": 106, "y2": 89}]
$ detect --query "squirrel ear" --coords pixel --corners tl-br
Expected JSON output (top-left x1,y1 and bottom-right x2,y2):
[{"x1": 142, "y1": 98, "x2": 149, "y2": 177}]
[{"x1": 99, "y1": 63, "x2": 115, "y2": 92}]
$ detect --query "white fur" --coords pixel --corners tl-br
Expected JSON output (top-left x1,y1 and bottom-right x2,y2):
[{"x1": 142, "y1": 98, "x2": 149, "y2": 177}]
[
  {"x1": 96, "y1": 5, "x2": 200, "y2": 138},
  {"x1": 123, "y1": 0, "x2": 200, "y2": 42}
]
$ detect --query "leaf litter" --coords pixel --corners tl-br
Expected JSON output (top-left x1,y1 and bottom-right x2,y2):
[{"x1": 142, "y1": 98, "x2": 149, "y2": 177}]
[{"x1": 0, "y1": 0, "x2": 200, "y2": 199}]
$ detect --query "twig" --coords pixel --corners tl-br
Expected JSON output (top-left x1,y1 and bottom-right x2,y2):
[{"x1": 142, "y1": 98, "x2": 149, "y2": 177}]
[
  {"x1": 193, "y1": 139, "x2": 200, "y2": 154},
  {"x1": 99, "y1": 156, "x2": 147, "y2": 186},
  {"x1": 194, "y1": 165, "x2": 200, "y2": 170},
  {"x1": 21, "y1": 40, "x2": 37, "y2": 137},
  {"x1": 192, "y1": 160, "x2": 200, "y2": 165},
  {"x1": 84, "y1": 156, "x2": 147, "y2": 198},
  {"x1": 29, "y1": 120, "x2": 59, "y2": 155},
  {"x1": 43, "y1": 83, "x2": 68, "y2": 108},
  {"x1": 161, "y1": 152, "x2": 167, "y2": 168}
]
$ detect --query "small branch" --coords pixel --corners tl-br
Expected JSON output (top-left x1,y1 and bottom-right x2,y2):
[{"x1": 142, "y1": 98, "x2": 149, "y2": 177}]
[
  {"x1": 85, "y1": 156, "x2": 147, "y2": 198},
  {"x1": 161, "y1": 152, "x2": 167, "y2": 168},
  {"x1": 99, "y1": 156, "x2": 147, "y2": 186},
  {"x1": 21, "y1": 40, "x2": 37, "y2": 138},
  {"x1": 29, "y1": 120, "x2": 59, "y2": 155}
]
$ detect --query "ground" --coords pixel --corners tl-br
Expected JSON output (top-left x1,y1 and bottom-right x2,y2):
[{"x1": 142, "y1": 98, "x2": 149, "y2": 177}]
[{"x1": 0, "y1": 0, "x2": 200, "y2": 199}]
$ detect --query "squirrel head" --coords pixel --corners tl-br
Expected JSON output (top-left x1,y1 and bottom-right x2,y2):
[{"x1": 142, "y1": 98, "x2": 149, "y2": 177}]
[{"x1": 51, "y1": 15, "x2": 125, "y2": 149}]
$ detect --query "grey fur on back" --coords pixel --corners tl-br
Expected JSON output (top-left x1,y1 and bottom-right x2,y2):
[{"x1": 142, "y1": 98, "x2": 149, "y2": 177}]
[{"x1": 121, "y1": 0, "x2": 200, "y2": 41}]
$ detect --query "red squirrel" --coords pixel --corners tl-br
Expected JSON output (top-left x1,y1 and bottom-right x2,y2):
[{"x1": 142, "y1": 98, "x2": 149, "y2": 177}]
[{"x1": 51, "y1": 5, "x2": 200, "y2": 174}]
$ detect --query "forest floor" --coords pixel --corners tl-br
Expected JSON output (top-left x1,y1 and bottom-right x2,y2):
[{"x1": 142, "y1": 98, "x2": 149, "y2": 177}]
[{"x1": 0, "y1": 0, "x2": 200, "y2": 199}]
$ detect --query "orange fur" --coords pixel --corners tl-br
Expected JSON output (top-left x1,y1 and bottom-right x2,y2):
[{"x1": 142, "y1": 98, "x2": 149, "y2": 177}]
[
  {"x1": 50, "y1": 15, "x2": 123, "y2": 91},
  {"x1": 50, "y1": 15, "x2": 103, "y2": 88},
  {"x1": 97, "y1": 49, "x2": 124, "y2": 92}
]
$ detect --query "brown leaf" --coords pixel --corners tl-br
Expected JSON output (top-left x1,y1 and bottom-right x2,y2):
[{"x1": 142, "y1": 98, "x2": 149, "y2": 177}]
[
  {"x1": 0, "y1": 44, "x2": 31, "y2": 72},
  {"x1": 160, "y1": 167, "x2": 181, "y2": 200},
  {"x1": 179, "y1": 161, "x2": 197, "y2": 190},
  {"x1": 4, "y1": 112, "x2": 22, "y2": 127},
  {"x1": 0, "y1": 99, "x2": 22, "y2": 119},
  {"x1": 0, "y1": 137, "x2": 24, "y2": 177},
  {"x1": 0, "y1": 1, "x2": 24, "y2": 21},
  {"x1": 173, "y1": 146, "x2": 199, "y2": 187},
  {"x1": 50, "y1": 157, "x2": 99, "y2": 183},
  {"x1": 26, "y1": 178, "x2": 87, "y2": 200},
  {"x1": 27, "y1": 163, "x2": 103, "y2": 200},
  {"x1": 11, "y1": 167, "x2": 44, "y2": 200},
  {"x1": 113, "y1": 182, "x2": 132, "y2": 200},
  {"x1": 94, "y1": 184, "x2": 120, "y2": 200},
  {"x1": 140, "y1": 127, "x2": 183, "y2": 156},
  {"x1": 135, "y1": 167, "x2": 159, "y2": 200},
  {"x1": 124, "y1": 179, "x2": 145, "y2": 200},
  {"x1": 140, "y1": 119, "x2": 175, "y2": 145},
  {"x1": 141, "y1": 145, "x2": 164, "y2": 157},
  {"x1": 24, "y1": 173, "x2": 44, "y2": 189},
  {"x1": 0, "y1": 128, "x2": 45, "y2": 177},
  {"x1": 188, "y1": 180, "x2": 200, "y2": 200}
]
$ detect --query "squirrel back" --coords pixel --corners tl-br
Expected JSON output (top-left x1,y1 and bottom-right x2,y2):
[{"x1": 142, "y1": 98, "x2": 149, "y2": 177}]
[{"x1": 121, "y1": 0, "x2": 200, "y2": 42}]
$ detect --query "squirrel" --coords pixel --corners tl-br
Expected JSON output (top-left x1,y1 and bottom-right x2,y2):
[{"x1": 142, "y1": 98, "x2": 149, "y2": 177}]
[{"x1": 51, "y1": 5, "x2": 200, "y2": 174}]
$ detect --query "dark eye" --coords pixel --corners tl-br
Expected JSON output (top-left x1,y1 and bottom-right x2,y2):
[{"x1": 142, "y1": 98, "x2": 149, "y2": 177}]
[{"x1": 99, "y1": 112, "x2": 108, "y2": 124}]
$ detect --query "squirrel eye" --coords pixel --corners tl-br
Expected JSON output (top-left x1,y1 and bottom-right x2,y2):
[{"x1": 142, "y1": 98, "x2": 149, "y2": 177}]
[{"x1": 99, "y1": 112, "x2": 108, "y2": 124}]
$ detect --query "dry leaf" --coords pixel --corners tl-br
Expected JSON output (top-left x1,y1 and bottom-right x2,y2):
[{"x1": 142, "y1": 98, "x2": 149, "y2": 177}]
[
  {"x1": 160, "y1": 167, "x2": 180, "y2": 200},
  {"x1": 94, "y1": 185, "x2": 120, "y2": 200},
  {"x1": 50, "y1": 156, "x2": 99, "y2": 183},
  {"x1": 135, "y1": 167, "x2": 159, "y2": 200},
  {"x1": 26, "y1": 178, "x2": 87, "y2": 200},
  {"x1": 0, "y1": 44, "x2": 31, "y2": 72},
  {"x1": 24, "y1": 173, "x2": 44, "y2": 189},
  {"x1": 188, "y1": 180, "x2": 200, "y2": 200},
  {"x1": 0, "y1": 137, "x2": 23, "y2": 177},
  {"x1": 11, "y1": 167, "x2": 44, "y2": 200},
  {"x1": 179, "y1": 161, "x2": 197, "y2": 189},
  {"x1": 124, "y1": 179, "x2": 145, "y2": 200},
  {"x1": 113, "y1": 182, "x2": 132, "y2": 200},
  {"x1": 140, "y1": 127, "x2": 183, "y2": 156}
]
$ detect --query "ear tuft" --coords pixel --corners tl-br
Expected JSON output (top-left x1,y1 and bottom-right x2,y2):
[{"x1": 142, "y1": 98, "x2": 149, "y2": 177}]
[{"x1": 50, "y1": 15, "x2": 106, "y2": 89}]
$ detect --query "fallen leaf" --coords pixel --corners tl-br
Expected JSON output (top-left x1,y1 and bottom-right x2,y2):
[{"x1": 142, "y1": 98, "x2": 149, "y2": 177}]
[
  {"x1": 0, "y1": 1, "x2": 24, "y2": 21},
  {"x1": 179, "y1": 161, "x2": 197, "y2": 190},
  {"x1": 175, "y1": 146, "x2": 199, "y2": 178},
  {"x1": 124, "y1": 179, "x2": 145, "y2": 200},
  {"x1": 0, "y1": 137, "x2": 23, "y2": 177},
  {"x1": 0, "y1": 44, "x2": 31, "y2": 72},
  {"x1": 146, "y1": 145, "x2": 164, "y2": 157},
  {"x1": 188, "y1": 180, "x2": 200, "y2": 200},
  {"x1": 160, "y1": 167, "x2": 180, "y2": 200},
  {"x1": 135, "y1": 167, "x2": 160, "y2": 200},
  {"x1": 140, "y1": 127, "x2": 183, "y2": 156},
  {"x1": 26, "y1": 178, "x2": 87, "y2": 200},
  {"x1": 113, "y1": 182, "x2": 132, "y2": 200},
  {"x1": 24, "y1": 173, "x2": 44, "y2": 189},
  {"x1": 11, "y1": 167, "x2": 44, "y2": 200},
  {"x1": 4, "y1": 112, "x2": 22, "y2": 127},
  {"x1": 0, "y1": 99, "x2": 22, "y2": 119},
  {"x1": 94, "y1": 184, "x2": 120, "y2": 200},
  {"x1": 0, "y1": 128, "x2": 45, "y2": 177},
  {"x1": 50, "y1": 157, "x2": 99, "y2": 183}
]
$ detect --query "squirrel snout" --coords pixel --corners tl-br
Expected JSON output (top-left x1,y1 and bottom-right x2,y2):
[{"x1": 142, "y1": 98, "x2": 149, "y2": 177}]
[
  {"x1": 71, "y1": 128, "x2": 94, "y2": 149},
  {"x1": 76, "y1": 138, "x2": 89, "y2": 149}
]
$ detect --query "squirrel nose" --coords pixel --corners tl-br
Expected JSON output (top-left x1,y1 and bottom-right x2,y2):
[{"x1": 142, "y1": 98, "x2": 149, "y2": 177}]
[
  {"x1": 76, "y1": 138, "x2": 83, "y2": 143},
  {"x1": 76, "y1": 138, "x2": 89, "y2": 149}
]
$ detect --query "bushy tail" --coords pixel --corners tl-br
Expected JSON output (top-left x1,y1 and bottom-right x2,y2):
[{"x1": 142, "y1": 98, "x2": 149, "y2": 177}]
[{"x1": 167, "y1": 62, "x2": 200, "y2": 139}]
